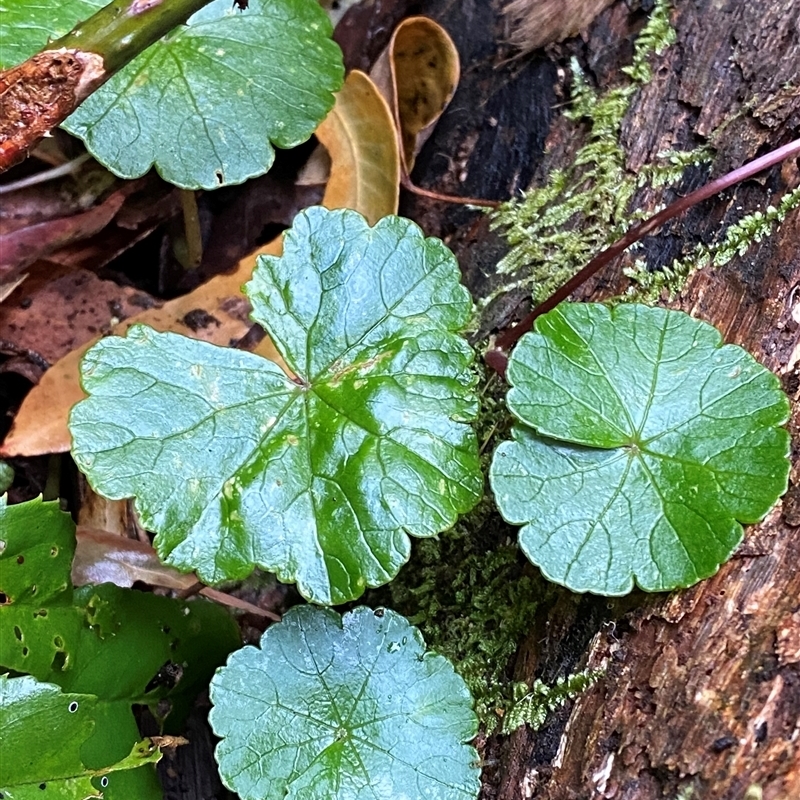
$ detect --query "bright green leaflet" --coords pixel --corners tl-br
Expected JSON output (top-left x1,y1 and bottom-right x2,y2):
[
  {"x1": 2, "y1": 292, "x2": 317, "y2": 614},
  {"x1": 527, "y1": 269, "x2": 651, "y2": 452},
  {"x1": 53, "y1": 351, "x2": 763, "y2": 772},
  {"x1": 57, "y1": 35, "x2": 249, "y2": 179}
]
[
  {"x1": 0, "y1": 675, "x2": 161, "y2": 800},
  {"x1": 0, "y1": 0, "x2": 343, "y2": 189},
  {"x1": 209, "y1": 606, "x2": 480, "y2": 800},
  {"x1": 490, "y1": 302, "x2": 790, "y2": 595},
  {"x1": 69, "y1": 207, "x2": 483, "y2": 605},
  {"x1": 0, "y1": 497, "x2": 240, "y2": 799}
]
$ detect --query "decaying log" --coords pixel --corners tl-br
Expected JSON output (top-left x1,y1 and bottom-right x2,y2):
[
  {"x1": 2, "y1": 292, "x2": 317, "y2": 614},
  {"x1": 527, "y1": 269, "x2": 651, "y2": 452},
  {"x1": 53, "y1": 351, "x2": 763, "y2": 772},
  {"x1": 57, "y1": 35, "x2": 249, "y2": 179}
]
[{"x1": 406, "y1": 0, "x2": 800, "y2": 797}]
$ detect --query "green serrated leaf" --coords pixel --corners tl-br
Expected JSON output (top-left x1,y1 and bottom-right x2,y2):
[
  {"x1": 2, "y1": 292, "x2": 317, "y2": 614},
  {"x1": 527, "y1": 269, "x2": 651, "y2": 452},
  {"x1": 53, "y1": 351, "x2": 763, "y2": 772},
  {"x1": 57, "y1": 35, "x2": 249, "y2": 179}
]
[
  {"x1": 0, "y1": 497, "x2": 75, "y2": 604},
  {"x1": 0, "y1": 497, "x2": 239, "y2": 799},
  {"x1": 0, "y1": 0, "x2": 343, "y2": 189},
  {"x1": 490, "y1": 302, "x2": 790, "y2": 595},
  {"x1": 209, "y1": 606, "x2": 480, "y2": 800},
  {"x1": 69, "y1": 207, "x2": 483, "y2": 604},
  {"x1": 0, "y1": 675, "x2": 99, "y2": 799},
  {"x1": 0, "y1": 674, "x2": 164, "y2": 799}
]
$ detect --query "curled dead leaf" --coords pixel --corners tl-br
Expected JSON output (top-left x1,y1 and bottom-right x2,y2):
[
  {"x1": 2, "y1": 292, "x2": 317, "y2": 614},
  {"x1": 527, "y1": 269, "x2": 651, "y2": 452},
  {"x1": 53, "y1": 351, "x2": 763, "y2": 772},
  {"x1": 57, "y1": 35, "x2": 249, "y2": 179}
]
[
  {"x1": 370, "y1": 16, "x2": 460, "y2": 174},
  {"x1": 313, "y1": 69, "x2": 400, "y2": 223}
]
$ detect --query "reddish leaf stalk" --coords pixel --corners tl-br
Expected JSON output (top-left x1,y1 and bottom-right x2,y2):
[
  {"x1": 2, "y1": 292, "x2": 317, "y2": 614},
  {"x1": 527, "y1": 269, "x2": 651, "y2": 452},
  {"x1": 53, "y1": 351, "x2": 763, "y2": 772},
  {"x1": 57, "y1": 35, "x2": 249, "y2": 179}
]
[
  {"x1": 486, "y1": 137, "x2": 800, "y2": 376},
  {"x1": 401, "y1": 173, "x2": 501, "y2": 209}
]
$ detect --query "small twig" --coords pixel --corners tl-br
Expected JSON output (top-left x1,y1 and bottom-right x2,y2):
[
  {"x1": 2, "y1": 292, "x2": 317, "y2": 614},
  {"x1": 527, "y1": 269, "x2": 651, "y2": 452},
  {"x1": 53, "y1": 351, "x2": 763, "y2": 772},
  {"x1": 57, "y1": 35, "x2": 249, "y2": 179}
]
[
  {"x1": 199, "y1": 587, "x2": 282, "y2": 621},
  {"x1": 175, "y1": 580, "x2": 204, "y2": 599},
  {"x1": 0, "y1": 152, "x2": 91, "y2": 194},
  {"x1": 401, "y1": 172, "x2": 500, "y2": 209},
  {"x1": 487, "y1": 136, "x2": 800, "y2": 367},
  {"x1": 479, "y1": 420, "x2": 500, "y2": 456}
]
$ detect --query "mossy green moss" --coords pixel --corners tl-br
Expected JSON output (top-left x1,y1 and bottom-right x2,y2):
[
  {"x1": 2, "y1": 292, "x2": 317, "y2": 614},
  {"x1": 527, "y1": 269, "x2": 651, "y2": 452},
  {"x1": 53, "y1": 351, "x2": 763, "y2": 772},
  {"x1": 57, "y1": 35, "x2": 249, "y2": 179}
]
[
  {"x1": 622, "y1": 185, "x2": 800, "y2": 303},
  {"x1": 487, "y1": 0, "x2": 710, "y2": 307},
  {"x1": 489, "y1": 0, "x2": 798, "y2": 312},
  {"x1": 387, "y1": 516, "x2": 542, "y2": 732},
  {"x1": 502, "y1": 668, "x2": 603, "y2": 734},
  {"x1": 373, "y1": 375, "x2": 542, "y2": 731}
]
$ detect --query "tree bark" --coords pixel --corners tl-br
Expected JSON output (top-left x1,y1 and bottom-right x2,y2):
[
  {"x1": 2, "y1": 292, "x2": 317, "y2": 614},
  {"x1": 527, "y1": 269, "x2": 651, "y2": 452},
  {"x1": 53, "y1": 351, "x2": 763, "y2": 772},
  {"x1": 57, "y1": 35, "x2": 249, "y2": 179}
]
[{"x1": 406, "y1": 1, "x2": 800, "y2": 798}]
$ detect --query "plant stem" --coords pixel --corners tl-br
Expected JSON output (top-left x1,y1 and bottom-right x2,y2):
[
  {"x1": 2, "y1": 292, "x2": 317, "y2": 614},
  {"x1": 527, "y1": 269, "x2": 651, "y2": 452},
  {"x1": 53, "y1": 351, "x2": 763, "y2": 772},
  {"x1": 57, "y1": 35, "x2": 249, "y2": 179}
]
[
  {"x1": 0, "y1": 0, "x2": 215, "y2": 174},
  {"x1": 54, "y1": 0, "x2": 212, "y2": 74},
  {"x1": 487, "y1": 136, "x2": 800, "y2": 372},
  {"x1": 179, "y1": 189, "x2": 204, "y2": 268}
]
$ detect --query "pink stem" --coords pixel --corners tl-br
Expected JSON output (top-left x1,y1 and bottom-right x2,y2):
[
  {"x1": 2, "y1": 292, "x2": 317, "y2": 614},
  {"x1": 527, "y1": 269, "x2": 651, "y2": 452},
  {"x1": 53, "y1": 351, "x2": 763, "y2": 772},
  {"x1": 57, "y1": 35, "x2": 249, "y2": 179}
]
[{"x1": 490, "y1": 137, "x2": 800, "y2": 363}]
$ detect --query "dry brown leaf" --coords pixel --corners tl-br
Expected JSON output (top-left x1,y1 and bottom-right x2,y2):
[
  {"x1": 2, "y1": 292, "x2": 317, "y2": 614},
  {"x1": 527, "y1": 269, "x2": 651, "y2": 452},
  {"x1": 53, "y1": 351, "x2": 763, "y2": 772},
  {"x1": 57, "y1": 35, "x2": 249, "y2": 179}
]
[
  {"x1": 0, "y1": 191, "x2": 126, "y2": 280},
  {"x1": 370, "y1": 16, "x2": 460, "y2": 174},
  {"x1": 73, "y1": 527, "x2": 196, "y2": 591},
  {"x1": 73, "y1": 527, "x2": 280, "y2": 620},
  {"x1": 0, "y1": 236, "x2": 283, "y2": 457},
  {"x1": 0, "y1": 265, "x2": 159, "y2": 364},
  {"x1": 313, "y1": 69, "x2": 400, "y2": 223},
  {"x1": 1, "y1": 70, "x2": 401, "y2": 457}
]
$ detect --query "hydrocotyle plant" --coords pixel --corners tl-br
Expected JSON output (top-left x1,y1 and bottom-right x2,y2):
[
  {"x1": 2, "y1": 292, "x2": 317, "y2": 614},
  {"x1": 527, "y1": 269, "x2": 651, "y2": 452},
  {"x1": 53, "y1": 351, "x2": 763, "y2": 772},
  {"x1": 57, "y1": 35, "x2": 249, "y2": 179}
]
[
  {"x1": 69, "y1": 207, "x2": 484, "y2": 605},
  {"x1": 5, "y1": 204, "x2": 792, "y2": 799}
]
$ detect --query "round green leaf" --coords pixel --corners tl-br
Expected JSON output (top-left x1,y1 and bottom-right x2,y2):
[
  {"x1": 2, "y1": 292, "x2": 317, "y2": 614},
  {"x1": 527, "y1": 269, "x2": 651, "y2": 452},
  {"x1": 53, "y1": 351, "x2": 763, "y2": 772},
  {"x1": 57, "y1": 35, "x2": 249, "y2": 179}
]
[
  {"x1": 490, "y1": 302, "x2": 790, "y2": 595},
  {"x1": 209, "y1": 606, "x2": 480, "y2": 800},
  {"x1": 0, "y1": 0, "x2": 343, "y2": 189},
  {"x1": 69, "y1": 208, "x2": 482, "y2": 604}
]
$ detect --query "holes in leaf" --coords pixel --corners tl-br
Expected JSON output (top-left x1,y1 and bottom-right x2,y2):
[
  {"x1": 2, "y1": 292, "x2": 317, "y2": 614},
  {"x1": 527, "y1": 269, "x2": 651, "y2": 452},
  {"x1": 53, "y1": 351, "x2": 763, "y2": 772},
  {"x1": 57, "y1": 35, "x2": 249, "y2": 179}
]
[
  {"x1": 0, "y1": 592, "x2": 8, "y2": 605},
  {"x1": 16, "y1": 555, "x2": 24, "y2": 564},
  {"x1": 38, "y1": 783, "x2": 46, "y2": 790},
  {"x1": 0, "y1": 539, "x2": 5, "y2": 553},
  {"x1": 21, "y1": 646, "x2": 29, "y2": 657},
  {"x1": 30, "y1": 584, "x2": 37, "y2": 595},
  {"x1": 53, "y1": 635, "x2": 64, "y2": 648},
  {"x1": 50, "y1": 546, "x2": 58, "y2": 557},
  {"x1": 51, "y1": 650, "x2": 68, "y2": 671},
  {"x1": 13, "y1": 625, "x2": 22, "y2": 641},
  {"x1": 214, "y1": 169, "x2": 224, "y2": 184},
  {"x1": 100, "y1": 777, "x2": 109, "y2": 788},
  {"x1": 145, "y1": 660, "x2": 184, "y2": 692},
  {"x1": 68, "y1": 701, "x2": 78, "y2": 713},
  {"x1": 33, "y1": 608, "x2": 47, "y2": 618}
]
